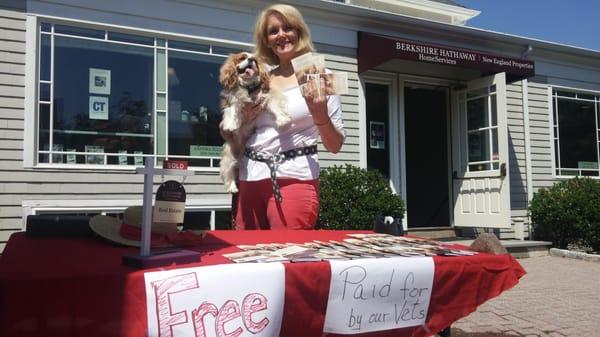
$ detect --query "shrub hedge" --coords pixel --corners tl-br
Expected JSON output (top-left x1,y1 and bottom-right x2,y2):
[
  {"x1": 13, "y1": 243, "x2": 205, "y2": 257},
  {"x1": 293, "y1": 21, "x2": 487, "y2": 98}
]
[
  {"x1": 317, "y1": 164, "x2": 405, "y2": 230},
  {"x1": 529, "y1": 177, "x2": 600, "y2": 251}
]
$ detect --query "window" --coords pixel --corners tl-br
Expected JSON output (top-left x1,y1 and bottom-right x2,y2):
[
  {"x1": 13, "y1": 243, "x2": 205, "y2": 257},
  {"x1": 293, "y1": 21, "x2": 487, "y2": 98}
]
[
  {"x1": 552, "y1": 89, "x2": 600, "y2": 177},
  {"x1": 458, "y1": 85, "x2": 499, "y2": 172},
  {"x1": 33, "y1": 208, "x2": 232, "y2": 230},
  {"x1": 37, "y1": 22, "x2": 247, "y2": 169}
]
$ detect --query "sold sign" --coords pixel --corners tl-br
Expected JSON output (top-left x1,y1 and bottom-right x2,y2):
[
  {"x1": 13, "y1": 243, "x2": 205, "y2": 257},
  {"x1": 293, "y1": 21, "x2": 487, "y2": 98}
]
[{"x1": 163, "y1": 160, "x2": 188, "y2": 170}]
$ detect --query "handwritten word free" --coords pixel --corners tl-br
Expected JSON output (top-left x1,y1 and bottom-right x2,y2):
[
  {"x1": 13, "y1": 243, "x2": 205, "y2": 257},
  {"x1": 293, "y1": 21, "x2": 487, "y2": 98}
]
[{"x1": 144, "y1": 263, "x2": 285, "y2": 337}]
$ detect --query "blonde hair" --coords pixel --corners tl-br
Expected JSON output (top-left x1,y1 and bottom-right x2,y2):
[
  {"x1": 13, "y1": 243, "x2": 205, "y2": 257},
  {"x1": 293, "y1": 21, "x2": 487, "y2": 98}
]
[{"x1": 253, "y1": 4, "x2": 315, "y2": 65}]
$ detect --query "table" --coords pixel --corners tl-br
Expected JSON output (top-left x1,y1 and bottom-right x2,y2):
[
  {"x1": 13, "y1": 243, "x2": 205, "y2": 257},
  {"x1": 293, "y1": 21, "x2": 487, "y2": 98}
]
[{"x1": 0, "y1": 230, "x2": 525, "y2": 337}]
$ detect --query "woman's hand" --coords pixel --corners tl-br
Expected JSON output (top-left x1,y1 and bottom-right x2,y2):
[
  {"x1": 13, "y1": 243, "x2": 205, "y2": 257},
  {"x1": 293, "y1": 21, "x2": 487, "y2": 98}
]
[
  {"x1": 302, "y1": 77, "x2": 344, "y2": 153},
  {"x1": 303, "y1": 76, "x2": 329, "y2": 124}
]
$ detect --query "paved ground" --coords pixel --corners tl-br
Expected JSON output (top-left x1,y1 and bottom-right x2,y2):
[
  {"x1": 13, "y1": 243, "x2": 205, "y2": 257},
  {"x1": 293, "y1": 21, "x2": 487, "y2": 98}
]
[{"x1": 447, "y1": 255, "x2": 600, "y2": 337}]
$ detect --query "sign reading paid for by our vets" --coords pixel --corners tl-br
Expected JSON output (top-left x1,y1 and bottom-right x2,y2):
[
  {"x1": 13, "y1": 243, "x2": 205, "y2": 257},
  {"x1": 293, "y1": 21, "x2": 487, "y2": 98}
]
[
  {"x1": 324, "y1": 257, "x2": 435, "y2": 334},
  {"x1": 153, "y1": 180, "x2": 186, "y2": 223},
  {"x1": 144, "y1": 263, "x2": 285, "y2": 337}
]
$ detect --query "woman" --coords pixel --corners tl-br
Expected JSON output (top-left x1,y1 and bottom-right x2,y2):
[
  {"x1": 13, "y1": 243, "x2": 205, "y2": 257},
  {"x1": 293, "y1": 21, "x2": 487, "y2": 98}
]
[{"x1": 233, "y1": 3, "x2": 345, "y2": 229}]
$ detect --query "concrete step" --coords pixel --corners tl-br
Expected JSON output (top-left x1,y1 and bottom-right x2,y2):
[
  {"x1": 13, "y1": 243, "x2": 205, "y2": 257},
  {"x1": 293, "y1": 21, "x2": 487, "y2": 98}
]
[
  {"x1": 447, "y1": 238, "x2": 552, "y2": 258},
  {"x1": 406, "y1": 227, "x2": 456, "y2": 240},
  {"x1": 406, "y1": 227, "x2": 553, "y2": 258}
]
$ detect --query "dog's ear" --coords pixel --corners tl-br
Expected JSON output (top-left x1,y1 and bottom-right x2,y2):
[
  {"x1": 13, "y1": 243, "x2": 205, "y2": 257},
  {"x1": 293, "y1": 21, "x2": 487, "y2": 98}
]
[
  {"x1": 259, "y1": 63, "x2": 270, "y2": 92},
  {"x1": 219, "y1": 54, "x2": 238, "y2": 89}
]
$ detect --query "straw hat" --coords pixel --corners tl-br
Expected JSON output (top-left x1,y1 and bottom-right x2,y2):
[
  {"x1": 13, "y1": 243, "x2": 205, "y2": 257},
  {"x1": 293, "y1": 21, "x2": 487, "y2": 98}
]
[{"x1": 89, "y1": 206, "x2": 180, "y2": 248}]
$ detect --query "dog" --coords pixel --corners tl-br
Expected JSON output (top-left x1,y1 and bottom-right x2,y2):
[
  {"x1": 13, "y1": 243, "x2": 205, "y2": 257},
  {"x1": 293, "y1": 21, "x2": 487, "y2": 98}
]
[{"x1": 218, "y1": 52, "x2": 290, "y2": 193}]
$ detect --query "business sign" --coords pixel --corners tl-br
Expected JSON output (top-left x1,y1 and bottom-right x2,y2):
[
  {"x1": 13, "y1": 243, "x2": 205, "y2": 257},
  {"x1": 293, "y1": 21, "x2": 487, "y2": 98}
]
[
  {"x1": 89, "y1": 96, "x2": 109, "y2": 120},
  {"x1": 144, "y1": 263, "x2": 285, "y2": 337},
  {"x1": 358, "y1": 32, "x2": 535, "y2": 81},
  {"x1": 323, "y1": 257, "x2": 434, "y2": 334}
]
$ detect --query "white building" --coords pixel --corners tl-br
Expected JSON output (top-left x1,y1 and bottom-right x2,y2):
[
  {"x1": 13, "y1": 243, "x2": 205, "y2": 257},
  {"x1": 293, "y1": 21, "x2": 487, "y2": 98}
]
[{"x1": 1, "y1": 0, "x2": 599, "y2": 251}]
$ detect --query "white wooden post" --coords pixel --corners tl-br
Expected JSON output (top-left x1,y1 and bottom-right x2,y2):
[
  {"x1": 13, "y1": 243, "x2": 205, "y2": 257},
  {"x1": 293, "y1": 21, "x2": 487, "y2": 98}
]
[{"x1": 136, "y1": 157, "x2": 195, "y2": 257}]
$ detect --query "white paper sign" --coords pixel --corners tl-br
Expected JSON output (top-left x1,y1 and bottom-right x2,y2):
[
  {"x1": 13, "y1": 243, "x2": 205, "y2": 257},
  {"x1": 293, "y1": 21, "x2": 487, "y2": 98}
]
[
  {"x1": 144, "y1": 263, "x2": 285, "y2": 337},
  {"x1": 324, "y1": 257, "x2": 435, "y2": 334},
  {"x1": 89, "y1": 68, "x2": 111, "y2": 95},
  {"x1": 89, "y1": 96, "x2": 109, "y2": 120}
]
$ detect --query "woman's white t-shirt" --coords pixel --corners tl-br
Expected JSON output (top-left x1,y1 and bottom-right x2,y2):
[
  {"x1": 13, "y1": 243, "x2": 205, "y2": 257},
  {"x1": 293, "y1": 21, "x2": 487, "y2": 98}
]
[{"x1": 239, "y1": 86, "x2": 345, "y2": 181}]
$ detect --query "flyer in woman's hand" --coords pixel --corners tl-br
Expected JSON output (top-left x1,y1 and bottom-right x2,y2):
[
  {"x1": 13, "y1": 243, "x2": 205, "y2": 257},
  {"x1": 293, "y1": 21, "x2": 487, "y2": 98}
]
[{"x1": 291, "y1": 52, "x2": 348, "y2": 98}]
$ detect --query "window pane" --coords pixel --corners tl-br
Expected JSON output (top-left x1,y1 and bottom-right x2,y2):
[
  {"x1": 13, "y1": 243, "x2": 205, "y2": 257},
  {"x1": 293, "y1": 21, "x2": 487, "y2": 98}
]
[
  {"x1": 40, "y1": 82, "x2": 51, "y2": 102},
  {"x1": 578, "y1": 93, "x2": 595, "y2": 101},
  {"x1": 468, "y1": 130, "x2": 490, "y2": 163},
  {"x1": 169, "y1": 40, "x2": 210, "y2": 53},
  {"x1": 556, "y1": 97, "x2": 598, "y2": 169},
  {"x1": 54, "y1": 24, "x2": 105, "y2": 39},
  {"x1": 40, "y1": 34, "x2": 51, "y2": 81},
  {"x1": 108, "y1": 31, "x2": 154, "y2": 46},
  {"x1": 468, "y1": 163, "x2": 490, "y2": 172},
  {"x1": 215, "y1": 210, "x2": 233, "y2": 230},
  {"x1": 157, "y1": 49, "x2": 166, "y2": 92},
  {"x1": 182, "y1": 211, "x2": 211, "y2": 230},
  {"x1": 490, "y1": 94, "x2": 497, "y2": 126},
  {"x1": 40, "y1": 22, "x2": 51, "y2": 32},
  {"x1": 467, "y1": 96, "x2": 488, "y2": 130},
  {"x1": 167, "y1": 51, "x2": 224, "y2": 160},
  {"x1": 38, "y1": 104, "x2": 50, "y2": 163},
  {"x1": 555, "y1": 90, "x2": 575, "y2": 98},
  {"x1": 212, "y1": 45, "x2": 245, "y2": 56},
  {"x1": 491, "y1": 128, "x2": 498, "y2": 161},
  {"x1": 51, "y1": 35, "x2": 154, "y2": 163}
]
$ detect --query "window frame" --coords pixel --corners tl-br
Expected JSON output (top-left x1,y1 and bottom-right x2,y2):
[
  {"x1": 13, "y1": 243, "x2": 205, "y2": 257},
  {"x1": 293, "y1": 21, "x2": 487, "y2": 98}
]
[
  {"x1": 25, "y1": 16, "x2": 252, "y2": 172},
  {"x1": 550, "y1": 85, "x2": 600, "y2": 179},
  {"x1": 21, "y1": 198, "x2": 232, "y2": 231}
]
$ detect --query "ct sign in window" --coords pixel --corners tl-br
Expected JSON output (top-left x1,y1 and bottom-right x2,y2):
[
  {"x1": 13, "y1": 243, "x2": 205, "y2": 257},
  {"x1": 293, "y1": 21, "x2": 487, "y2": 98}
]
[
  {"x1": 37, "y1": 22, "x2": 244, "y2": 169},
  {"x1": 552, "y1": 89, "x2": 600, "y2": 177}
]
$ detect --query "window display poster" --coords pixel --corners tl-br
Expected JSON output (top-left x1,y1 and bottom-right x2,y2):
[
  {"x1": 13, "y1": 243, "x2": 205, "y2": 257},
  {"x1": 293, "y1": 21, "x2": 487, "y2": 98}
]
[
  {"x1": 89, "y1": 96, "x2": 109, "y2": 120},
  {"x1": 66, "y1": 149, "x2": 77, "y2": 164},
  {"x1": 89, "y1": 68, "x2": 111, "y2": 95},
  {"x1": 190, "y1": 145, "x2": 222, "y2": 157},
  {"x1": 134, "y1": 151, "x2": 144, "y2": 166},
  {"x1": 370, "y1": 121, "x2": 385, "y2": 149},
  {"x1": 118, "y1": 150, "x2": 128, "y2": 165},
  {"x1": 52, "y1": 144, "x2": 63, "y2": 164},
  {"x1": 85, "y1": 145, "x2": 104, "y2": 165}
]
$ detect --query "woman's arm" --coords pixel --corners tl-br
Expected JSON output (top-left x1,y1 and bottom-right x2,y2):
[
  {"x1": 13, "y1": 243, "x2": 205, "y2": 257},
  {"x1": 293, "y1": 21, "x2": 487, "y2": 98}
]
[{"x1": 308, "y1": 99, "x2": 344, "y2": 153}]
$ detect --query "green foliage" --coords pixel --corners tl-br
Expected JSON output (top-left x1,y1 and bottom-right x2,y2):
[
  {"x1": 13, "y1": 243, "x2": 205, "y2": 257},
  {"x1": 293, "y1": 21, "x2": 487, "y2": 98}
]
[
  {"x1": 318, "y1": 164, "x2": 405, "y2": 230},
  {"x1": 529, "y1": 177, "x2": 600, "y2": 250}
]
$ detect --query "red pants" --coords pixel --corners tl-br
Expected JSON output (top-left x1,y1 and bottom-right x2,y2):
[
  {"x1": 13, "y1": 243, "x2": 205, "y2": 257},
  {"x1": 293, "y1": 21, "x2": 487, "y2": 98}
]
[{"x1": 234, "y1": 178, "x2": 319, "y2": 230}]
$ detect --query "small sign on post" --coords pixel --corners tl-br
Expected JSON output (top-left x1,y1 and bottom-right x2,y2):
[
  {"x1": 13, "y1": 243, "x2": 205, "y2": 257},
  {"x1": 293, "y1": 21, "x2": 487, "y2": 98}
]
[{"x1": 122, "y1": 157, "x2": 199, "y2": 269}]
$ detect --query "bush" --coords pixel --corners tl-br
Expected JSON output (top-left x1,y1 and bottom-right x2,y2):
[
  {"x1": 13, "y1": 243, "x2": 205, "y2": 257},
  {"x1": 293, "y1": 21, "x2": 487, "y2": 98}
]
[
  {"x1": 529, "y1": 177, "x2": 600, "y2": 250},
  {"x1": 318, "y1": 164, "x2": 405, "y2": 230}
]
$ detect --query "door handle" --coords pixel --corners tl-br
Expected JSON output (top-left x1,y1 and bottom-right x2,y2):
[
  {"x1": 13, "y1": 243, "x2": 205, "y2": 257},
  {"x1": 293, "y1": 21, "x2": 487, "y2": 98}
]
[{"x1": 500, "y1": 163, "x2": 507, "y2": 177}]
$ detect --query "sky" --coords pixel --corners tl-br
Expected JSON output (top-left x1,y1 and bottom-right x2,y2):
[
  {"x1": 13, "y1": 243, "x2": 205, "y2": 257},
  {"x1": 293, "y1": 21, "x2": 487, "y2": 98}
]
[{"x1": 456, "y1": 0, "x2": 600, "y2": 51}]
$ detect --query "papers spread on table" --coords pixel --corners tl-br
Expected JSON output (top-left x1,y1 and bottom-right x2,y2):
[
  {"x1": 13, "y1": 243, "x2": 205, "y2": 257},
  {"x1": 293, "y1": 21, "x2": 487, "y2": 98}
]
[{"x1": 222, "y1": 233, "x2": 477, "y2": 263}]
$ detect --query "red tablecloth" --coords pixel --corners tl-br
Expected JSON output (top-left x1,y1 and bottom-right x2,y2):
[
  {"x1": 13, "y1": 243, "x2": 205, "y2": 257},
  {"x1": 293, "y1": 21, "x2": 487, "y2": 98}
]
[{"x1": 0, "y1": 231, "x2": 525, "y2": 337}]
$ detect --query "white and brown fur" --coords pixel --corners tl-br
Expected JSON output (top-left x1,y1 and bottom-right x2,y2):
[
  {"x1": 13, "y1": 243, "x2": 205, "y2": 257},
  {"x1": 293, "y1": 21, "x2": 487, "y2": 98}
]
[{"x1": 219, "y1": 52, "x2": 290, "y2": 193}]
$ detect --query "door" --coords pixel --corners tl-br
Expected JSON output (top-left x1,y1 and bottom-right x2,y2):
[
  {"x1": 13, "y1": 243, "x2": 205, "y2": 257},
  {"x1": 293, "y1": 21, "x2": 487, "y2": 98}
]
[
  {"x1": 404, "y1": 84, "x2": 451, "y2": 228},
  {"x1": 451, "y1": 73, "x2": 511, "y2": 228}
]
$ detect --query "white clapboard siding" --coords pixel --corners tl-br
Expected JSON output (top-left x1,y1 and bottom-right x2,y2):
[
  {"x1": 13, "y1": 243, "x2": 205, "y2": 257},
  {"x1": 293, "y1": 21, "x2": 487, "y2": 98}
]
[
  {"x1": 501, "y1": 81, "x2": 530, "y2": 238},
  {"x1": 527, "y1": 81, "x2": 554, "y2": 193}
]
